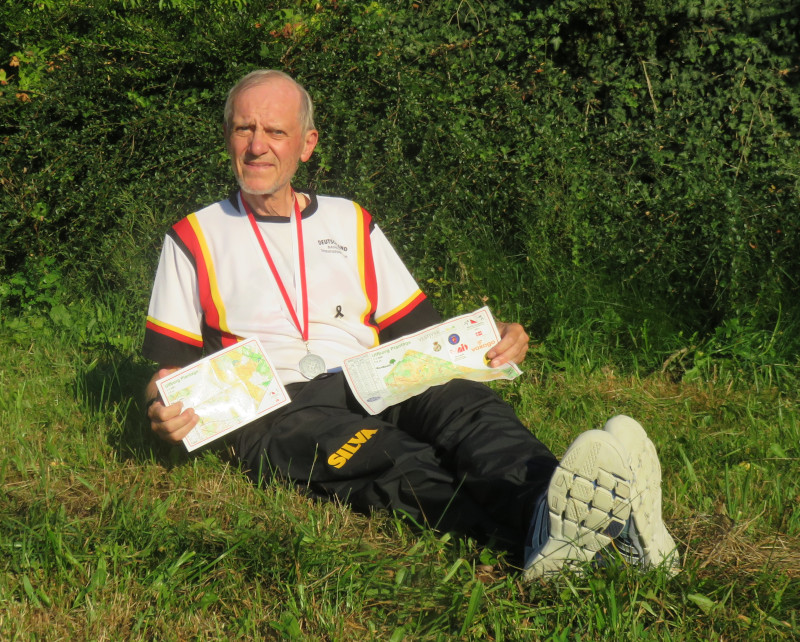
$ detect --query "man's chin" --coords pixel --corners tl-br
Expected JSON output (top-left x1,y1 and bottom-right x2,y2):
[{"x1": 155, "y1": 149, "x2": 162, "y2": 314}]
[{"x1": 235, "y1": 177, "x2": 277, "y2": 197}]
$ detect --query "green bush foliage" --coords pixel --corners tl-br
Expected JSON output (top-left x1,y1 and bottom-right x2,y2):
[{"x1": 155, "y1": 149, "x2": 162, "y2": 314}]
[{"x1": 1, "y1": 0, "x2": 798, "y2": 374}]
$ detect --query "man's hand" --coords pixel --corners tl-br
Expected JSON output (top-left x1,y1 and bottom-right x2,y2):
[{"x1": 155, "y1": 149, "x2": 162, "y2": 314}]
[
  {"x1": 486, "y1": 321, "x2": 529, "y2": 368},
  {"x1": 145, "y1": 367, "x2": 199, "y2": 444}
]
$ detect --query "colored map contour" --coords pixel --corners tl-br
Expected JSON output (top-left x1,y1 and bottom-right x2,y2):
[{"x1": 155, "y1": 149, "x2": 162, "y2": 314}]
[
  {"x1": 173, "y1": 345, "x2": 275, "y2": 441},
  {"x1": 384, "y1": 349, "x2": 497, "y2": 394}
]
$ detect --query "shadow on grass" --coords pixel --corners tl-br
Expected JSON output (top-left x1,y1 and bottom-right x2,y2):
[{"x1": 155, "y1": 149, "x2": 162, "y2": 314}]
[{"x1": 76, "y1": 350, "x2": 191, "y2": 468}]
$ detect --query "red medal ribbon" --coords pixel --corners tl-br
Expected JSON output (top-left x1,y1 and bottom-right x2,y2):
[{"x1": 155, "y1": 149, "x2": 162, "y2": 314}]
[{"x1": 242, "y1": 191, "x2": 309, "y2": 343}]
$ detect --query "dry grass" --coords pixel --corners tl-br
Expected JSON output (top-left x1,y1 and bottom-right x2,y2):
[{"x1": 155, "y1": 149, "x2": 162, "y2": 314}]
[{"x1": 685, "y1": 512, "x2": 800, "y2": 579}]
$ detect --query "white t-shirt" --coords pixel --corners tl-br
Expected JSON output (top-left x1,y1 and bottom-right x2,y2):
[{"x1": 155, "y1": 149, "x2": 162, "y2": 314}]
[{"x1": 143, "y1": 191, "x2": 434, "y2": 385}]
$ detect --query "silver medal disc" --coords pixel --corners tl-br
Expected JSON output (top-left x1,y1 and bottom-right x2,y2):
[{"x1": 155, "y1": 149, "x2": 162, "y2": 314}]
[{"x1": 299, "y1": 353, "x2": 326, "y2": 379}]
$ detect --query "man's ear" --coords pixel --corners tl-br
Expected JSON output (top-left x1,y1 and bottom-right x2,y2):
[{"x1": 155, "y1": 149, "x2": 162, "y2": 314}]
[{"x1": 301, "y1": 129, "x2": 319, "y2": 162}]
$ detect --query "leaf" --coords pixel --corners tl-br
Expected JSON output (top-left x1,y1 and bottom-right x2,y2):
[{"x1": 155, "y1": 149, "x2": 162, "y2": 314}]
[
  {"x1": 21, "y1": 575, "x2": 42, "y2": 607},
  {"x1": 688, "y1": 593, "x2": 716, "y2": 614},
  {"x1": 769, "y1": 443, "x2": 788, "y2": 458},
  {"x1": 459, "y1": 581, "x2": 484, "y2": 636}
]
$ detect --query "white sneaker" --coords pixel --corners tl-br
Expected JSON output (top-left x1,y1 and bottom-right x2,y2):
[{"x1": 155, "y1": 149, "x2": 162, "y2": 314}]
[
  {"x1": 523, "y1": 430, "x2": 634, "y2": 579},
  {"x1": 603, "y1": 415, "x2": 680, "y2": 572}
]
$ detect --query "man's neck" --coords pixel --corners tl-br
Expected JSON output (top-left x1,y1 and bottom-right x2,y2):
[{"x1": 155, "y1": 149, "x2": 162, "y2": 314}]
[{"x1": 241, "y1": 187, "x2": 301, "y2": 218}]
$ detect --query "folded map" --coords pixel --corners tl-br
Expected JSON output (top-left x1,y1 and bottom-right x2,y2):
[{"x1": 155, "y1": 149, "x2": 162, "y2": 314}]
[
  {"x1": 156, "y1": 337, "x2": 291, "y2": 451},
  {"x1": 342, "y1": 307, "x2": 522, "y2": 414}
]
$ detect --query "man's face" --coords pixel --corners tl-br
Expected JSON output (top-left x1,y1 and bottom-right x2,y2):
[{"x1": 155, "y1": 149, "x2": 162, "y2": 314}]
[{"x1": 225, "y1": 79, "x2": 318, "y2": 197}]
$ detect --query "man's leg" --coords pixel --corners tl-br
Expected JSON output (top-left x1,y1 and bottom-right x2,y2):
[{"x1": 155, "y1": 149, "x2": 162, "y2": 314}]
[
  {"x1": 392, "y1": 381, "x2": 662, "y2": 576},
  {"x1": 230, "y1": 374, "x2": 517, "y2": 542},
  {"x1": 391, "y1": 379, "x2": 558, "y2": 539}
]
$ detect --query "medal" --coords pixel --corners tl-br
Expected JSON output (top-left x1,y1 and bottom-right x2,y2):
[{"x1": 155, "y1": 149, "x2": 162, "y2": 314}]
[
  {"x1": 299, "y1": 352, "x2": 326, "y2": 379},
  {"x1": 244, "y1": 191, "x2": 326, "y2": 379}
]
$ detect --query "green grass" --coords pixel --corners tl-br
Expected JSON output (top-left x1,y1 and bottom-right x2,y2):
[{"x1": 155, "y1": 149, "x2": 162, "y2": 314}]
[{"x1": 1, "y1": 318, "x2": 798, "y2": 640}]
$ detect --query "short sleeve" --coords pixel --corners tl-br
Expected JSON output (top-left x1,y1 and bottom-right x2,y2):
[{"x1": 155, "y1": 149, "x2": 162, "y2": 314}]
[{"x1": 142, "y1": 233, "x2": 205, "y2": 366}]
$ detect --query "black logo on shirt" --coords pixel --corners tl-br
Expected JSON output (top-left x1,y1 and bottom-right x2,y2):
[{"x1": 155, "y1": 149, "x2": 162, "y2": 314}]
[{"x1": 318, "y1": 238, "x2": 349, "y2": 255}]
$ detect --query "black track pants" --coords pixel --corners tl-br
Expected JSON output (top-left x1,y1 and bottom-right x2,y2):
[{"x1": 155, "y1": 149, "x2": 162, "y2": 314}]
[{"x1": 231, "y1": 373, "x2": 557, "y2": 548}]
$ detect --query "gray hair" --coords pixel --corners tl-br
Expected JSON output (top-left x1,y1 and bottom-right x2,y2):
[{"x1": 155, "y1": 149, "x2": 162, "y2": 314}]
[{"x1": 223, "y1": 70, "x2": 315, "y2": 133}]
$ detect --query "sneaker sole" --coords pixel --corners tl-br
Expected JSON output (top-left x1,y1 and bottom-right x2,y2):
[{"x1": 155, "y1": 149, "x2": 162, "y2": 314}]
[
  {"x1": 603, "y1": 415, "x2": 680, "y2": 572},
  {"x1": 523, "y1": 430, "x2": 633, "y2": 579}
]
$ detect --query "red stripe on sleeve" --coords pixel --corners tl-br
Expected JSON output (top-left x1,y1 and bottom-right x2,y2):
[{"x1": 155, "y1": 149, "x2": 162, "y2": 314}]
[
  {"x1": 172, "y1": 217, "x2": 223, "y2": 335},
  {"x1": 146, "y1": 319, "x2": 204, "y2": 347}
]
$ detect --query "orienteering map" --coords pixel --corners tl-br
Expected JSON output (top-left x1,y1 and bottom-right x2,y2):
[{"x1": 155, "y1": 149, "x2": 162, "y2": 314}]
[
  {"x1": 343, "y1": 307, "x2": 521, "y2": 414},
  {"x1": 156, "y1": 337, "x2": 290, "y2": 451}
]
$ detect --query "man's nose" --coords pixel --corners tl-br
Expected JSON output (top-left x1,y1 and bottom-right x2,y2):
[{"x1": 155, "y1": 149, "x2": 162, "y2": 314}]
[{"x1": 249, "y1": 129, "x2": 269, "y2": 156}]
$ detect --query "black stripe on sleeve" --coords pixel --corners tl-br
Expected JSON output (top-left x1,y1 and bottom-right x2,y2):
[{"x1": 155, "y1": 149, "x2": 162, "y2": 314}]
[
  {"x1": 378, "y1": 297, "x2": 442, "y2": 344},
  {"x1": 142, "y1": 327, "x2": 203, "y2": 367},
  {"x1": 166, "y1": 227, "x2": 196, "y2": 269}
]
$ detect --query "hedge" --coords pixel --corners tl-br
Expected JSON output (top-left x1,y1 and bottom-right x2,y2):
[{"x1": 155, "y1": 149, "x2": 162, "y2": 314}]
[{"x1": 1, "y1": 0, "x2": 798, "y2": 370}]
